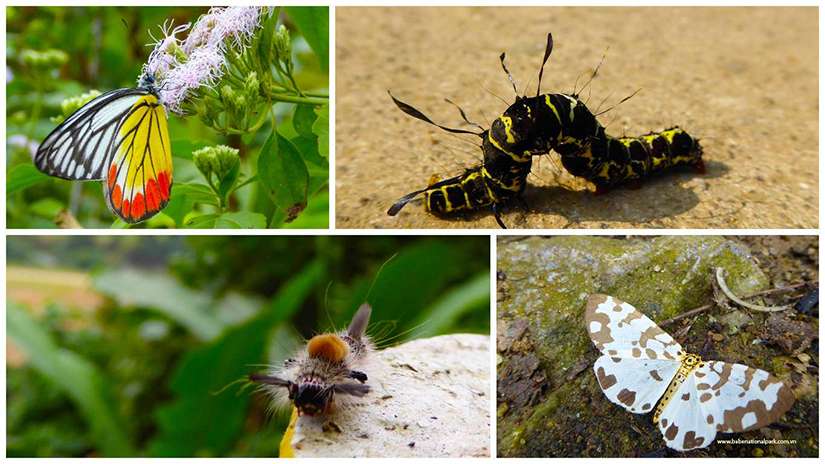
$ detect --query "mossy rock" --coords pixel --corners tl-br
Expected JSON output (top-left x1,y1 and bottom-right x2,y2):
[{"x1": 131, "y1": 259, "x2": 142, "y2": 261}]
[{"x1": 497, "y1": 236, "x2": 815, "y2": 457}]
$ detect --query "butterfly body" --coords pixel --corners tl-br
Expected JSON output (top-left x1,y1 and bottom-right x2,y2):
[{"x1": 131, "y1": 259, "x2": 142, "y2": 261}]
[
  {"x1": 33, "y1": 73, "x2": 173, "y2": 223},
  {"x1": 585, "y1": 294, "x2": 795, "y2": 451}
]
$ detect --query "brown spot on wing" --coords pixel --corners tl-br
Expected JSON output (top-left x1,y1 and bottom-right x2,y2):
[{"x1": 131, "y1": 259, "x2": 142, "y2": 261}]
[
  {"x1": 665, "y1": 423, "x2": 679, "y2": 440},
  {"x1": 719, "y1": 381, "x2": 795, "y2": 432},
  {"x1": 700, "y1": 393, "x2": 713, "y2": 403},
  {"x1": 632, "y1": 348, "x2": 641, "y2": 358},
  {"x1": 682, "y1": 431, "x2": 705, "y2": 449},
  {"x1": 596, "y1": 366, "x2": 617, "y2": 389},
  {"x1": 706, "y1": 414, "x2": 714, "y2": 424},
  {"x1": 649, "y1": 370, "x2": 663, "y2": 381},
  {"x1": 586, "y1": 311, "x2": 613, "y2": 351},
  {"x1": 617, "y1": 388, "x2": 637, "y2": 407},
  {"x1": 711, "y1": 362, "x2": 733, "y2": 389},
  {"x1": 681, "y1": 392, "x2": 691, "y2": 401},
  {"x1": 643, "y1": 403, "x2": 651, "y2": 410}
]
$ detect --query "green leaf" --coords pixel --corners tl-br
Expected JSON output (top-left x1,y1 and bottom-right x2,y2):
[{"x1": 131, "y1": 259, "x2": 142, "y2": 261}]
[
  {"x1": 257, "y1": 129, "x2": 309, "y2": 223},
  {"x1": 293, "y1": 104, "x2": 317, "y2": 137},
  {"x1": 184, "y1": 213, "x2": 219, "y2": 229},
  {"x1": 7, "y1": 164, "x2": 50, "y2": 195},
  {"x1": 312, "y1": 105, "x2": 329, "y2": 159},
  {"x1": 29, "y1": 198, "x2": 64, "y2": 218},
  {"x1": 214, "y1": 211, "x2": 266, "y2": 229},
  {"x1": 286, "y1": 7, "x2": 329, "y2": 71},
  {"x1": 172, "y1": 183, "x2": 220, "y2": 207},
  {"x1": 413, "y1": 271, "x2": 490, "y2": 337},
  {"x1": 147, "y1": 260, "x2": 324, "y2": 457},
  {"x1": 93, "y1": 268, "x2": 224, "y2": 341},
  {"x1": 217, "y1": 159, "x2": 241, "y2": 200},
  {"x1": 7, "y1": 303, "x2": 135, "y2": 456}
]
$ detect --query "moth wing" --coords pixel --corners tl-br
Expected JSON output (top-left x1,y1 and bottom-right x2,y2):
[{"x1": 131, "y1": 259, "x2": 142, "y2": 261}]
[
  {"x1": 34, "y1": 89, "x2": 146, "y2": 181},
  {"x1": 585, "y1": 294, "x2": 683, "y2": 361},
  {"x1": 658, "y1": 361, "x2": 795, "y2": 451},
  {"x1": 593, "y1": 355, "x2": 679, "y2": 414},
  {"x1": 104, "y1": 93, "x2": 173, "y2": 223}
]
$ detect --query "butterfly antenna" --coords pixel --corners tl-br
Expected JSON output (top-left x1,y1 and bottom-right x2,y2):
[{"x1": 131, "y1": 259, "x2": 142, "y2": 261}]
[
  {"x1": 388, "y1": 91, "x2": 484, "y2": 137},
  {"x1": 536, "y1": 32, "x2": 554, "y2": 97},
  {"x1": 499, "y1": 52, "x2": 519, "y2": 97}
]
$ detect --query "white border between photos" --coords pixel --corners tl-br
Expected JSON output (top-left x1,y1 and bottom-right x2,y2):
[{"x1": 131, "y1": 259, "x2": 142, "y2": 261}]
[{"x1": 3, "y1": 1, "x2": 824, "y2": 462}]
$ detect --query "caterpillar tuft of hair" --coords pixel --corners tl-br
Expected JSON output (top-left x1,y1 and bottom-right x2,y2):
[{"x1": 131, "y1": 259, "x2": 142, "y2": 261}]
[{"x1": 387, "y1": 33, "x2": 704, "y2": 228}]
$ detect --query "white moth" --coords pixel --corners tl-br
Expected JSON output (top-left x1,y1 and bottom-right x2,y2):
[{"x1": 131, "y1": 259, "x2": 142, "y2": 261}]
[{"x1": 585, "y1": 294, "x2": 795, "y2": 451}]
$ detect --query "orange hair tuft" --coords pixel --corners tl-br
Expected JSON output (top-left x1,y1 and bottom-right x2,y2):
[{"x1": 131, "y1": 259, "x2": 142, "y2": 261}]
[{"x1": 306, "y1": 334, "x2": 349, "y2": 362}]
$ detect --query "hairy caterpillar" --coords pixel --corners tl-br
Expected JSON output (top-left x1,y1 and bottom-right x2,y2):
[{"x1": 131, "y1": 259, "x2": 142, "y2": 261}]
[
  {"x1": 249, "y1": 304, "x2": 372, "y2": 416},
  {"x1": 387, "y1": 33, "x2": 704, "y2": 228}
]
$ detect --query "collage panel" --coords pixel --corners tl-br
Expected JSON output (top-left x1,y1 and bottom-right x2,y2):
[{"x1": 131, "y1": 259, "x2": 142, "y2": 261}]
[
  {"x1": 497, "y1": 235, "x2": 818, "y2": 457},
  {"x1": 7, "y1": 6, "x2": 329, "y2": 229},
  {"x1": 6, "y1": 236, "x2": 491, "y2": 457},
  {"x1": 336, "y1": 7, "x2": 817, "y2": 229}
]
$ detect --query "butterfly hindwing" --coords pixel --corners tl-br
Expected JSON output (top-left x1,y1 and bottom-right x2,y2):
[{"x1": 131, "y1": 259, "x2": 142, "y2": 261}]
[
  {"x1": 34, "y1": 89, "x2": 148, "y2": 181},
  {"x1": 104, "y1": 93, "x2": 172, "y2": 223},
  {"x1": 658, "y1": 361, "x2": 795, "y2": 451}
]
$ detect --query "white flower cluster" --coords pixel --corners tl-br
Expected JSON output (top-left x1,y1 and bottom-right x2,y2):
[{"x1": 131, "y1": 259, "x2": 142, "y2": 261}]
[{"x1": 142, "y1": 6, "x2": 264, "y2": 114}]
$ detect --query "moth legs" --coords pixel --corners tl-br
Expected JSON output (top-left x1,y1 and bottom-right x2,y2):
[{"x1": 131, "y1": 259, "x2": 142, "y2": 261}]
[{"x1": 348, "y1": 370, "x2": 368, "y2": 383}]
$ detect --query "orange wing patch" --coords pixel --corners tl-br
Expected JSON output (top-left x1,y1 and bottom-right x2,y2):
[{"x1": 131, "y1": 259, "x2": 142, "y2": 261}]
[{"x1": 104, "y1": 94, "x2": 172, "y2": 223}]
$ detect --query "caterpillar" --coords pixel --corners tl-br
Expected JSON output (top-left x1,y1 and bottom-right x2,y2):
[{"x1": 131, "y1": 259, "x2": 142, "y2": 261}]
[{"x1": 387, "y1": 33, "x2": 704, "y2": 228}]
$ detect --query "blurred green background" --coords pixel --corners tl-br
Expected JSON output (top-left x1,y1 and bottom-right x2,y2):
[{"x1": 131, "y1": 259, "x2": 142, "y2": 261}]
[
  {"x1": 6, "y1": 6, "x2": 329, "y2": 229},
  {"x1": 6, "y1": 236, "x2": 490, "y2": 457}
]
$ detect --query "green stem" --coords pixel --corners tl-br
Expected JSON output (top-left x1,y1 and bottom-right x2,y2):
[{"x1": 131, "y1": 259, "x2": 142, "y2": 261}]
[
  {"x1": 230, "y1": 175, "x2": 258, "y2": 195},
  {"x1": 268, "y1": 93, "x2": 327, "y2": 106}
]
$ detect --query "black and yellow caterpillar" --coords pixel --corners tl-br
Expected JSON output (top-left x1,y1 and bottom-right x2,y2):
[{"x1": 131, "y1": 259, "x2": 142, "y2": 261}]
[{"x1": 387, "y1": 33, "x2": 704, "y2": 228}]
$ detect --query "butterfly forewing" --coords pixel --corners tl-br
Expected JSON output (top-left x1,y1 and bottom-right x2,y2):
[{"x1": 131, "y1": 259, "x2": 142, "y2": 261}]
[
  {"x1": 105, "y1": 94, "x2": 172, "y2": 223},
  {"x1": 658, "y1": 361, "x2": 795, "y2": 451},
  {"x1": 34, "y1": 89, "x2": 147, "y2": 181}
]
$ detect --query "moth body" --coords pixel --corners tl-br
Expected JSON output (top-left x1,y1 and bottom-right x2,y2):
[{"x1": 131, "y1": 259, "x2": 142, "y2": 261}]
[{"x1": 251, "y1": 304, "x2": 373, "y2": 417}]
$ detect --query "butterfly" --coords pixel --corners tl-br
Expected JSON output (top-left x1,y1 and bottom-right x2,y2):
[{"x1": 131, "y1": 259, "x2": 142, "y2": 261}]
[
  {"x1": 33, "y1": 73, "x2": 172, "y2": 223},
  {"x1": 585, "y1": 294, "x2": 795, "y2": 452}
]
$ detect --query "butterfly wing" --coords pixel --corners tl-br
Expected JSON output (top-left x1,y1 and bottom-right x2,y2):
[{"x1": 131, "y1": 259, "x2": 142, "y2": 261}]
[
  {"x1": 34, "y1": 89, "x2": 148, "y2": 181},
  {"x1": 658, "y1": 361, "x2": 795, "y2": 451},
  {"x1": 104, "y1": 93, "x2": 172, "y2": 223},
  {"x1": 586, "y1": 294, "x2": 684, "y2": 413}
]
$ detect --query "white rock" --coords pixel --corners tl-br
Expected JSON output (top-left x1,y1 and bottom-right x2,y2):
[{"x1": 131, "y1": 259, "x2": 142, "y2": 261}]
[{"x1": 287, "y1": 334, "x2": 490, "y2": 458}]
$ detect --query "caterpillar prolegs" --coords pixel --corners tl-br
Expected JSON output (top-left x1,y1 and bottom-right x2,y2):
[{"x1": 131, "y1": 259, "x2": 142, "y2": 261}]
[{"x1": 387, "y1": 33, "x2": 704, "y2": 228}]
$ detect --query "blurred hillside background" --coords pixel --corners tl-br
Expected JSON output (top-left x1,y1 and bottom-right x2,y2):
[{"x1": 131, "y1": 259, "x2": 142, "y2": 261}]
[{"x1": 6, "y1": 236, "x2": 490, "y2": 456}]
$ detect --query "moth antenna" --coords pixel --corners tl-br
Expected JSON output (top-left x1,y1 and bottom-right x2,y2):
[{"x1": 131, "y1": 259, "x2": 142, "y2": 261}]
[
  {"x1": 322, "y1": 280, "x2": 337, "y2": 331},
  {"x1": 388, "y1": 91, "x2": 484, "y2": 137},
  {"x1": 347, "y1": 303, "x2": 372, "y2": 340},
  {"x1": 443, "y1": 98, "x2": 486, "y2": 132},
  {"x1": 536, "y1": 32, "x2": 554, "y2": 97},
  {"x1": 596, "y1": 88, "x2": 641, "y2": 117},
  {"x1": 499, "y1": 52, "x2": 519, "y2": 97}
]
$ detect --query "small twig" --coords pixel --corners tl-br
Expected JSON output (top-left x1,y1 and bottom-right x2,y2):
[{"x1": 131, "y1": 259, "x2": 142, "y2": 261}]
[
  {"x1": 716, "y1": 267, "x2": 792, "y2": 313},
  {"x1": 659, "y1": 279, "x2": 816, "y2": 327}
]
